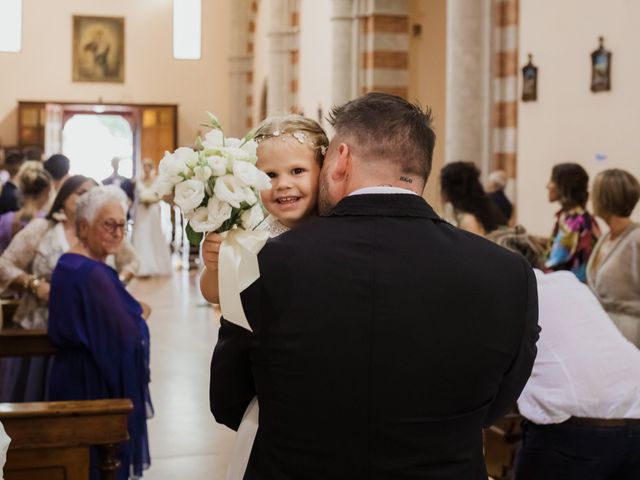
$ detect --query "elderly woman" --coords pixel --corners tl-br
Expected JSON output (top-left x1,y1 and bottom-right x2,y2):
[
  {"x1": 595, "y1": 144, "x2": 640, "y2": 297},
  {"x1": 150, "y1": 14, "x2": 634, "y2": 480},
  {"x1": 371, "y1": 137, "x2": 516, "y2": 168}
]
[
  {"x1": 587, "y1": 169, "x2": 640, "y2": 346},
  {"x1": 544, "y1": 163, "x2": 600, "y2": 281},
  {"x1": 48, "y1": 186, "x2": 152, "y2": 480}
]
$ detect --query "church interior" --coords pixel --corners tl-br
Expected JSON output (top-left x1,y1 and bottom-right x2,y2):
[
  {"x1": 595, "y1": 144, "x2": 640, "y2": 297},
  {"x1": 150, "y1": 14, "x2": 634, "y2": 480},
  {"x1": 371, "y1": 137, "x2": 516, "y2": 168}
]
[{"x1": 1, "y1": 0, "x2": 639, "y2": 479}]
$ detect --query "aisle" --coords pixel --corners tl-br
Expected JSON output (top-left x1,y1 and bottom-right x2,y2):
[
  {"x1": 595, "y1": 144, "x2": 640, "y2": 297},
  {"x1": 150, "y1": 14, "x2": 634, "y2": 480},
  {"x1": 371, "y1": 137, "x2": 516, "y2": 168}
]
[{"x1": 129, "y1": 272, "x2": 235, "y2": 479}]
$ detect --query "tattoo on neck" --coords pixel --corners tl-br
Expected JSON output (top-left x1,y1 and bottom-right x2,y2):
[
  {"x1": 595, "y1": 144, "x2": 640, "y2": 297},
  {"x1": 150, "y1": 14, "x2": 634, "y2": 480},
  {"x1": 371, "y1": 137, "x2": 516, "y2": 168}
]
[{"x1": 399, "y1": 176, "x2": 413, "y2": 184}]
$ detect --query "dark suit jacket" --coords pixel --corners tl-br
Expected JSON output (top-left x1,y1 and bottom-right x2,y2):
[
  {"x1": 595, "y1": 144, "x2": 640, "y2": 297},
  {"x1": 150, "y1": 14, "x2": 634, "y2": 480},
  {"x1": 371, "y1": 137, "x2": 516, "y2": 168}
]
[
  {"x1": 0, "y1": 181, "x2": 20, "y2": 215},
  {"x1": 210, "y1": 194, "x2": 539, "y2": 480},
  {"x1": 102, "y1": 174, "x2": 135, "y2": 202}
]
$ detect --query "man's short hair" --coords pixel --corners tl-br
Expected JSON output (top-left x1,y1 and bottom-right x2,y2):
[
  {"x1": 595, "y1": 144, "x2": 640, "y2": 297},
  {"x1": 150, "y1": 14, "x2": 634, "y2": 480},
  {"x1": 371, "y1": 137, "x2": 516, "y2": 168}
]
[
  {"x1": 44, "y1": 154, "x2": 71, "y2": 181},
  {"x1": 3, "y1": 152, "x2": 25, "y2": 177},
  {"x1": 592, "y1": 169, "x2": 640, "y2": 218},
  {"x1": 328, "y1": 92, "x2": 436, "y2": 180}
]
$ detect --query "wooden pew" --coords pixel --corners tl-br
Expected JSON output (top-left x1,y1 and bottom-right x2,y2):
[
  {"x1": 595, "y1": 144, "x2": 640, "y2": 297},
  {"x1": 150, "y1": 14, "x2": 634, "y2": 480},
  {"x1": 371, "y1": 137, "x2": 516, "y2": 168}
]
[
  {"x1": 484, "y1": 412, "x2": 524, "y2": 480},
  {"x1": 1, "y1": 399, "x2": 133, "y2": 480},
  {"x1": 0, "y1": 328, "x2": 133, "y2": 480}
]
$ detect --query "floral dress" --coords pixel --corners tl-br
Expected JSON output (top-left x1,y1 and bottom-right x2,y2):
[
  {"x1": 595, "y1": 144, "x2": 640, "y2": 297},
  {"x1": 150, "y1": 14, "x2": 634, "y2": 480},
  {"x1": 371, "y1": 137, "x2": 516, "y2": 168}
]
[{"x1": 544, "y1": 207, "x2": 600, "y2": 282}]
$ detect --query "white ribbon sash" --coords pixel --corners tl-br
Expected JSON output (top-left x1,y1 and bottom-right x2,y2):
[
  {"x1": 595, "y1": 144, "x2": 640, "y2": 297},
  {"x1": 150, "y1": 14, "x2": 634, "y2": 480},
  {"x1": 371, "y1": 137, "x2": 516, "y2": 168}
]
[{"x1": 218, "y1": 229, "x2": 270, "y2": 331}]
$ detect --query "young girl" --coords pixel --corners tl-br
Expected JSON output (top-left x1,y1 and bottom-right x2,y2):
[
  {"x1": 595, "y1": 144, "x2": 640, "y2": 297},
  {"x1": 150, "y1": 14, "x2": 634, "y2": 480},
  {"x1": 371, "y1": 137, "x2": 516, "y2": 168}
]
[
  {"x1": 199, "y1": 115, "x2": 328, "y2": 479},
  {"x1": 199, "y1": 114, "x2": 329, "y2": 303}
]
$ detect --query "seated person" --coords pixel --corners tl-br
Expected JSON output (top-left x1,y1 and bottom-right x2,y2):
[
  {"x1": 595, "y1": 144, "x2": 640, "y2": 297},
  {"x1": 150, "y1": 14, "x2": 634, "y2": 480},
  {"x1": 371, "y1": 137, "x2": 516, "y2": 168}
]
[
  {"x1": 43, "y1": 154, "x2": 71, "y2": 192},
  {"x1": 0, "y1": 152, "x2": 26, "y2": 215},
  {"x1": 489, "y1": 226, "x2": 640, "y2": 480},
  {"x1": 48, "y1": 186, "x2": 152, "y2": 480}
]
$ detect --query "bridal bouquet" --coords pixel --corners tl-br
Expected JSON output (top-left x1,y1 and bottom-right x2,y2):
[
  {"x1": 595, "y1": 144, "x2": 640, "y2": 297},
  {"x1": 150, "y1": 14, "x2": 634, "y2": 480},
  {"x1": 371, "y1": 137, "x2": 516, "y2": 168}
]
[{"x1": 155, "y1": 113, "x2": 272, "y2": 331}]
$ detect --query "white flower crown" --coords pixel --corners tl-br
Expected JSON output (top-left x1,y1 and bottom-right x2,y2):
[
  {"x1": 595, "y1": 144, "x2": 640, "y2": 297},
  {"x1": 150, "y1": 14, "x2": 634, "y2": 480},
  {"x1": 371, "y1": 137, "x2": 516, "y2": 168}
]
[{"x1": 254, "y1": 130, "x2": 327, "y2": 156}]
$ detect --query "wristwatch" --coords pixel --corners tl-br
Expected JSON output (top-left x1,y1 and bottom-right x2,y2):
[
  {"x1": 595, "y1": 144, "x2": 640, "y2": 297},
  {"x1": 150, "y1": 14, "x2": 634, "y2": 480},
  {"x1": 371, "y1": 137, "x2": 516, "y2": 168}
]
[{"x1": 28, "y1": 276, "x2": 42, "y2": 295}]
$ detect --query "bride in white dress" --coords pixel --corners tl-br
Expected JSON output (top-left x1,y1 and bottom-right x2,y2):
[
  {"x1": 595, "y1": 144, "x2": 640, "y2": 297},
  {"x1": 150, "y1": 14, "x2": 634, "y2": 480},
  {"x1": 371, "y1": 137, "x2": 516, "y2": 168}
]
[{"x1": 132, "y1": 159, "x2": 173, "y2": 277}]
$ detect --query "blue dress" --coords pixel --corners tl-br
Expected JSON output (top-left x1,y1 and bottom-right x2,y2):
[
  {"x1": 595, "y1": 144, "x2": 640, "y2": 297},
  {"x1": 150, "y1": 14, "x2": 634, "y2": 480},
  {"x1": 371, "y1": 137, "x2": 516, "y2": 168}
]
[{"x1": 48, "y1": 253, "x2": 153, "y2": 480}]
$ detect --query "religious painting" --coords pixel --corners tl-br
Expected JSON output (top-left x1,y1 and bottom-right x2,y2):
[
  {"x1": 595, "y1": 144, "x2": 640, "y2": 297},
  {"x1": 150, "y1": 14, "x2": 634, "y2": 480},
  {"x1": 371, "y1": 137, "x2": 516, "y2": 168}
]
[
  {"x1": 590, "y1": 36, "x2": 611, "y2": 93},
  {"x1": 73, "y1": 16, "x2": 125, "y2": 83},
  {"x1": 521, "y1": 54, "x2": 538, "y2": 102}
]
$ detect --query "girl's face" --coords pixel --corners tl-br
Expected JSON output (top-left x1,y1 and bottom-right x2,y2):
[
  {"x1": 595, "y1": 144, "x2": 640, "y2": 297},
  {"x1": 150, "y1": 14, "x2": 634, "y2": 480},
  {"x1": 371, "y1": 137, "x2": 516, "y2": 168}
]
[
  {"x1": 257, "y1": 137, "x2": 321, "y2": 229},
  {"x1": 63, "y1": 180, "x2": 96, "y2": 218},
  {"x1": 546, "y1": 179, "x2": 560, "y2": 203}
]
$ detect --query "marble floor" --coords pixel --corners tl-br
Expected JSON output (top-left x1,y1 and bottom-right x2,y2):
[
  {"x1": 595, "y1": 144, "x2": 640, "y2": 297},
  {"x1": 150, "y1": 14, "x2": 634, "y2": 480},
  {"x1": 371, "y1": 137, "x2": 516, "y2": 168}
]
[{"x1": 129, "y1": 271, "x2": 235, "y2": 480}]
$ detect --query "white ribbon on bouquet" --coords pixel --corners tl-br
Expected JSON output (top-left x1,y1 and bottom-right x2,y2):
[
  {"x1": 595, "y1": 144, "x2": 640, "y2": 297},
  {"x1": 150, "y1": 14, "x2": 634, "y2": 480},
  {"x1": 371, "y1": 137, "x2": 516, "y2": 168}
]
[{"x1": 217, "y1": 228, "x2": 270, "y2": 331}]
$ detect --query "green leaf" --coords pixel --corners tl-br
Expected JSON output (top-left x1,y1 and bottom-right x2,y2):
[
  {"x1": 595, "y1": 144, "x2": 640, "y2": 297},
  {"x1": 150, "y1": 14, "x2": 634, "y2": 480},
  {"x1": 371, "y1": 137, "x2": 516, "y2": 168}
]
[
  {"x1": 185, "y1": 222, "x2": 204, "y2": 247},
  {"x1": 194, "y1": 136, "x2": 204, "y2": 150}
]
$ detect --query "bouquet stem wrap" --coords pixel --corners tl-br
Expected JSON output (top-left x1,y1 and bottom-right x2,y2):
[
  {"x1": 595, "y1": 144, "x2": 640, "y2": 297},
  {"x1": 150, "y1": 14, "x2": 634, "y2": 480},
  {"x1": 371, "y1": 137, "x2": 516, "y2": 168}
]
[{"x1": 218, "y1": 229, "x2": 270, "y2": 331}]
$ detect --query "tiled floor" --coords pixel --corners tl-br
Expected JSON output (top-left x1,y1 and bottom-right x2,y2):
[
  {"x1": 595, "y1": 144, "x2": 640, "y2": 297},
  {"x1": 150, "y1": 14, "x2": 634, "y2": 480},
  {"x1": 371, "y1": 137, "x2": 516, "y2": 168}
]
[{"x1": 129, "y1": 271, "x2": 235, "y2": 479}]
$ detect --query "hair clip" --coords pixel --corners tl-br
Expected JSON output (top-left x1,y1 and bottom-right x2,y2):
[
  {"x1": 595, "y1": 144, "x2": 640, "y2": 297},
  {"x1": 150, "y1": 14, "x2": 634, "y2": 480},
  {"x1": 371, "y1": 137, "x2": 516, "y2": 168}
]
[{"x1": 319, "y1": 145, "x2": 327, "y2": 155}]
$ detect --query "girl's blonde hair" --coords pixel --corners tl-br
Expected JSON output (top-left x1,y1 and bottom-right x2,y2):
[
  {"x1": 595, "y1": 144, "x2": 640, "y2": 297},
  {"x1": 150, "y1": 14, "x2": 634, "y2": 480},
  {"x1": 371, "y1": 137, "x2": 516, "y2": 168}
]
[
  {"x1": 254, "y1": 115, "x2": 329, "y2": 164},
  {"x1": 16, "y1": 161, "x2": 52, "y2": 197}
]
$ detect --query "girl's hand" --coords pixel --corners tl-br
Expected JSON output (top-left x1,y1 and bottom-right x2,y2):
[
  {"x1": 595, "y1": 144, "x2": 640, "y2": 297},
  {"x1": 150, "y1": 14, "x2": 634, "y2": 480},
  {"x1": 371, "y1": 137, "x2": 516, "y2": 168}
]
[
  {"x1": 36, "y1": 281, "x2": 50, "y2": 303},
  {"x1": 202, "y1": 233, "x2": 223, "y2": 270}
]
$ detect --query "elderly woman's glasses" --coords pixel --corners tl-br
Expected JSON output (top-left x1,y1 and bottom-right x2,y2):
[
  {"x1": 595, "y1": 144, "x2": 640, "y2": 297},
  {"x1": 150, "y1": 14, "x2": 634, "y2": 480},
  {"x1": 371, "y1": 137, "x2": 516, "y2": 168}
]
[{"x1": 101, "y1": 219, "x2": 128, "y2": 235}]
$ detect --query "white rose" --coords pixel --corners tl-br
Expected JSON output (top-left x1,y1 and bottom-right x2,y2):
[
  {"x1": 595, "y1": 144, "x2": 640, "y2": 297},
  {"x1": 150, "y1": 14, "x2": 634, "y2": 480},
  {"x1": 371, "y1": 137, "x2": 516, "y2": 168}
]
[
  {"x1": 240, "y1": 203, "x2": 265, "y2": 230},
  {"x1": 174, "y1": 179, "x2": 206, "y2": 213},
  {"x1": 194, "y1": 165, "x2": 213, "y2": 182},
  {"x1": 232, "y1": 161, "x2": 260, "y2": 187},
  {"x1": 208, "y1": 195, "x2": 233, "y2": 230},
  {"x1": 213, "y1": 175, "x2": 247, "y2": 209},
  {"x1": 220, "y1": 146, "x2": 251, "y2": 162},
  {"x1": 153, "y1": 176, "x2": 176, "y2": 197},
  {"x1": 202, "y1": 129, "x2": 224, "y2": 149},
  {"x1": 158, "y1": 149, "x2": 190, "y2": 178},
  {"x1": 189, "y1": 206, "x2": 218, "y2": 233},
  {"x1": 242, "y1": 187, "x2": 258, "y2": 206},
  {"x1": 254, "y1": 169, "x2": 272, "y2": 191},
  {"x1": 241, "y1": 139, "x2": 258, "y2": 159},
  {"x1": 207, "y1": 155, "x2": 228, "y2": 177}
]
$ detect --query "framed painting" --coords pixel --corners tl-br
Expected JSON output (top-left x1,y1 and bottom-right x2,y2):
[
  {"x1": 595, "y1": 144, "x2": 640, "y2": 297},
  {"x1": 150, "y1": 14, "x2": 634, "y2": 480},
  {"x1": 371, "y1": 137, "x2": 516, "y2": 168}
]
[
  {"x1": 73, "y1": 16, "x2": 125, "y2": 83},
  {"x1": 521, "y1": 54, "x2": 538, "y2": 102},
  {"x1": 590, "y1": 36, "x2": 611, "y2": 93}
]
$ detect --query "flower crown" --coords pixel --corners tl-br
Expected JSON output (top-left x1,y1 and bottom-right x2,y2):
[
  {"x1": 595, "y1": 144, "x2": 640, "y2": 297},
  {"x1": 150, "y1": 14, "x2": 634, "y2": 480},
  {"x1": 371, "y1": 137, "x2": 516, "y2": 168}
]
[{"x1": 254, "y1": 130, "x2": 327, "y2": 156}]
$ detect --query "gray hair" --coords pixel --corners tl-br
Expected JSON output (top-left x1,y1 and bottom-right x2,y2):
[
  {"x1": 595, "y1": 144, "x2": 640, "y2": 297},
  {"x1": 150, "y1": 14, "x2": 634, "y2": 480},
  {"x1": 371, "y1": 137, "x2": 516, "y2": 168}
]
[{"x1": 76, "y1": 185, "x2": 129, "y2": 228}]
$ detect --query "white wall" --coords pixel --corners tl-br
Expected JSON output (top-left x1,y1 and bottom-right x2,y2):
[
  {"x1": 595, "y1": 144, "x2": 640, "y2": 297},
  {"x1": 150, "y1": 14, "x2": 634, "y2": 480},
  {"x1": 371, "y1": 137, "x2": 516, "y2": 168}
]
[
  {"x1": 518, "y1": 0, "x2": 640, "y2": 236},
  {"x1": 0, "y1": 0, "x2": 230, "y2": 151},
  {"x1": 252, "y1": 0, "x2": 270, "y2": 123},
  {"x1": 299, "y1": 0, "x2": 332, "y2": 131}
]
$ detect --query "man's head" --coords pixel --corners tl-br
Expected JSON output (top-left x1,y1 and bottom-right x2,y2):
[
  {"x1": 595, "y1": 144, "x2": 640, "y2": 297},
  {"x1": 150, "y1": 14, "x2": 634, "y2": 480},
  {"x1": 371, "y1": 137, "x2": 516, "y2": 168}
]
[
  {"x1": 44, "y1": 154, "x2": 71, "y2": 183},
  {"x1": 318, "y1": 92, "x2": 435, "y2": 215},
  {"x1": 111, "y1": 157, "x2": 121, "y2": 174},
  {"x1": 3, "y1": 152, "x2": 25, "y2": 178}
]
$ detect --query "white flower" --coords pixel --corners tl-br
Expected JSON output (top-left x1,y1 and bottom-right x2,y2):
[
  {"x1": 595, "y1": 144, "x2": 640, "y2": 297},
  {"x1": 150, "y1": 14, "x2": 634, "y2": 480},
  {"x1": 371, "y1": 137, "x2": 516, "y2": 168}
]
[
  {"x1": 240, "y1": 204, "x2": 265, "y2": 230},
  {"x1": 242, "y1": 187, "x2": 258, "y2": 206},
  {"x1": 153, "y1": 176, "x2": 176, "y2": 197},
  {"x1": 220, "y1": 146, "x2": 251, "y2": 162},
  {"x1": 159, "y1": 148, "x2": 197, "y2": 178},
  {"x1": 254, "y1": 169, "x2": 272, "y2": 191},
  {"x1": 174, "y1": 179, "x2": 206, "y2": 213},
  {"x1": 208, "y1": 195, "x2": 233, "y2": 229},
  {"x1": 188, "y1": 206, "x2": 217, "y2": 233},
  {"x1": 202, "y1": 129, "x2": 224, "y2": 149},
  {"x1": 213, "y1": 175, "x2": 247, "y2": 209},
  {"x1": 233, "y1": 161, "x2": 261, "y2": 187},
  {"x1": 207, "y1": 155, "x2": 228, "y2": 177},
  {"x1": 241, "y1": 139, "x2": 258, "y2": 159},
  {"x1": 194, "y1": 165, "x2": 213, "y2": 182}
]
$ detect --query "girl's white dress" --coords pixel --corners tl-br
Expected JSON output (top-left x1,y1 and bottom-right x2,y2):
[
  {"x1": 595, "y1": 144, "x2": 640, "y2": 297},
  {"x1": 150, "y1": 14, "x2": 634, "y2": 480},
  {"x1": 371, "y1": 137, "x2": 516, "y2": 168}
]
[
  {"x1": 226, "y1": 215, "x2": 289, "y2": 480},
  {"x1": 132, "y1": 180, "x2": 173, "y2": 276}
]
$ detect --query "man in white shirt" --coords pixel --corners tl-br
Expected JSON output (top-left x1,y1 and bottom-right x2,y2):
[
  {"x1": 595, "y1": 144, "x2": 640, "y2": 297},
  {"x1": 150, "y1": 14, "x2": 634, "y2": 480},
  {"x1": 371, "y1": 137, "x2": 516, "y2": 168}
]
[{"x1": 489, "y1": 227, "x2": 640, "y2": 480}]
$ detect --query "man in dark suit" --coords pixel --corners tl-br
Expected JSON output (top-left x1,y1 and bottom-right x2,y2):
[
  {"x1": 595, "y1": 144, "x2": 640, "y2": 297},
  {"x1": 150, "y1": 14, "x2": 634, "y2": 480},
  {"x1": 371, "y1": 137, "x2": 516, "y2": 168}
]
[
  {"x1": 210, "y1": 93, "x2": 539, "y2": 479},
  {"x1": 102, "y1": 157, "x2": 135, "y2": 203},
  {"x1": 0, "y1": 152, "x2": 25, "y2": 215}
]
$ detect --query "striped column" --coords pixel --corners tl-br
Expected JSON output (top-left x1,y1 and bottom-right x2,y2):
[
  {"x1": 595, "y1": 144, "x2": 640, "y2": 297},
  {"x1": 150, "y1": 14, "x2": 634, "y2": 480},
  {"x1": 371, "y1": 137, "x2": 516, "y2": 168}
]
[
  {"x1": 360, "y1": 0, "x2": 409, "y2": 98},
  {"x1": 492, "y1": 0, "x2": 519, "y2": 193}
]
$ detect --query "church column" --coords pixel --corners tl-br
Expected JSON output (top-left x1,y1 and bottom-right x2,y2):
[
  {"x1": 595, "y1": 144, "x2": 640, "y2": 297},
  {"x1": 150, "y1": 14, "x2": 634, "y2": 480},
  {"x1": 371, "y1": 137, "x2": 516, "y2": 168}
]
[
  {"x1": 445, "y1": 0, "x2": 493, "y2": 170},
  {"x1": 267, "y1": 0, "x2": 300, "y2": 116},
  {"x1": 331, "y1": 0, "x2": 356, "y2": 106},
  {"x1": 492, "y1": 0, "x2": 519, "y2": 201}
]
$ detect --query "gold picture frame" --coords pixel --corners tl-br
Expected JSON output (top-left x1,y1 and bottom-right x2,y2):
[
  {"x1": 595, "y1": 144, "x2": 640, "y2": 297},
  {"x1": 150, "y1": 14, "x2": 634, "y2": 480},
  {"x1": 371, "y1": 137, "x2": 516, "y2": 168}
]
[{"x1": 72, "y1": 16, "x2": 125, "y2": 83}]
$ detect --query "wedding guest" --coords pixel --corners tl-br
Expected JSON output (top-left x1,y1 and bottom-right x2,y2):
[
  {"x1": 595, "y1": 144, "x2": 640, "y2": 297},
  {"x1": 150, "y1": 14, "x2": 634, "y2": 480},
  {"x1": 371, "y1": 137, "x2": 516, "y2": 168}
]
[
  {"x1": 43, "y1": 154, "x2": 71, "y2": 192},
  {"x1": 544, "y1": 162, "x2": 600, "y2": 281},
  {"x1": 487, "y1": 169, "x2": 513, "y2": 221},
  {"x1": 48, "y1": 185, "x2": 152, "y2": 480},
  {"x1": 587, "y1": 169, "x2": 640, "y2": 346},
  {"x1": 132, "y1": 159, "x2": 172, "y2": 277},
  {"x1": 440, "y1": 161, "x2": 506, "y2": 236},
  {"x1": 489, "y1": 227, "x2": 640, "y2": 480},
  {"x1": 0, "y1": 152, "x2": 25, "y2": 215},
  {"x1": 103, "y1": 157, "x2": 135, "y2": 203},
  {"x1": 0, "y1": 176, "x2": 139, "y2": 403},
  {"x1": 0, "y1": 421, "x2": 8, "y2": 479},
  {"x1": 0, "y1": 161, "x2": 52, "y2": 252}
]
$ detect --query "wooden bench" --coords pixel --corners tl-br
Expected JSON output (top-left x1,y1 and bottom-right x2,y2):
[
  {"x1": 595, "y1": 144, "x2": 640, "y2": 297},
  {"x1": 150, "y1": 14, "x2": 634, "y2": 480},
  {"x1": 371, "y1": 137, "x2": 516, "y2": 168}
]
[
  {"x1": 1, "y1": 399, "x2": 133, "y2": 480},
  {"x1": 0, "y1": 328, "x2": 57, "y2": 357}
]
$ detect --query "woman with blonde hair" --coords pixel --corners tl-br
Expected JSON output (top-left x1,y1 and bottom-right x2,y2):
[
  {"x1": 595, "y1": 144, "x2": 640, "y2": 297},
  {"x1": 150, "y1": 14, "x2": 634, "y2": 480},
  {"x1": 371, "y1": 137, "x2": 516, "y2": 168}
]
[
  {"x1": 587, "y1": 168, "x2": 640, "y2": 346},
  {"x1": 0, "y1": 161, "x2": 52, "y2": 252}
]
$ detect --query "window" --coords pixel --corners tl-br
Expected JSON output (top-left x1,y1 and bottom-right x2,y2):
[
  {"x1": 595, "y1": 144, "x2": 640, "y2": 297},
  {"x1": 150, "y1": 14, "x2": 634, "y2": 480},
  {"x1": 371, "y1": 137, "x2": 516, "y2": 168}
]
[
  {"x1": 0, "y1": 0, "x2": 22, "y2": 53},
  {"x1": 173, "y1": 0, "x2": 201, "y2": 60}
]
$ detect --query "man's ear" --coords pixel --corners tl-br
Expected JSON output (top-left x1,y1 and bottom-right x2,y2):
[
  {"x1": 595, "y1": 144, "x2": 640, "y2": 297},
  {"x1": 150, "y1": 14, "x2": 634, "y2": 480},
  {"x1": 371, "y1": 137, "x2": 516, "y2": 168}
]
[{"x1": 331, "y1": 143, "x2": 351, "y2": 182}]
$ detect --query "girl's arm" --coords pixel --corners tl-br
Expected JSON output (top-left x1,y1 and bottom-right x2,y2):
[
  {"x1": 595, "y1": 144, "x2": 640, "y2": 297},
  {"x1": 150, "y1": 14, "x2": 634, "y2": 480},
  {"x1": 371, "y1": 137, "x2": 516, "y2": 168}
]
[{"x1": 200, "y1": 233, "x2": 222, "y2": 303}]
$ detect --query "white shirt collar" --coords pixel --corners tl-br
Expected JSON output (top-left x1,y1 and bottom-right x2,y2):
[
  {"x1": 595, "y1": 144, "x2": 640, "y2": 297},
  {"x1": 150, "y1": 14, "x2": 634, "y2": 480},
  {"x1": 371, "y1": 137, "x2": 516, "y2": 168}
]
[{"x1": 348, "y1": 186, "x2": 419, "y2": 196}]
